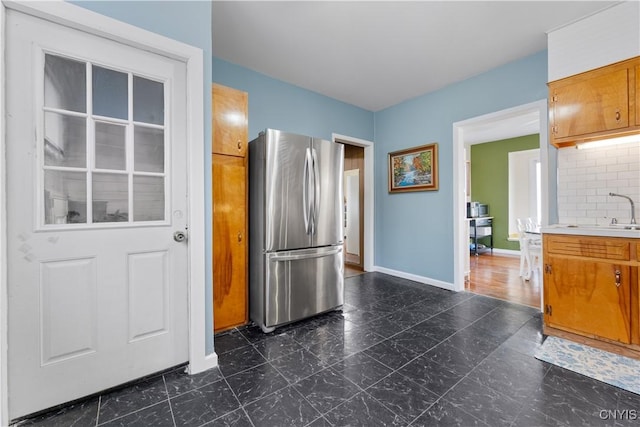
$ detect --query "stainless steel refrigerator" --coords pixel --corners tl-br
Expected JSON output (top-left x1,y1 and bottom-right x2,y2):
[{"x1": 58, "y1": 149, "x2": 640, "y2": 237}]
[{"x1": 248, "y1": 129, "x2": 344, "y2": 333}]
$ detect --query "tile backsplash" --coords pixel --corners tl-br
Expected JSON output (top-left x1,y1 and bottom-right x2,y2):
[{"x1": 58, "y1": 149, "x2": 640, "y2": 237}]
[{"x1": 557, "y1": 141, "x2": 640, "y2": 225}]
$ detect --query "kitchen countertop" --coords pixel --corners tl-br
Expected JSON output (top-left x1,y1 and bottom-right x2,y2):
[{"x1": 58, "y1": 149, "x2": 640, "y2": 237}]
[{"x1": 542, "y1": 224, "x2": 640, "y2": 239}]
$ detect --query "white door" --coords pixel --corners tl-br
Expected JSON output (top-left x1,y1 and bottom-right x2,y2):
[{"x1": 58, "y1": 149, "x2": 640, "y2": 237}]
[{"x1": 6, "y1": 10, "x2": 189, "y2": 419}]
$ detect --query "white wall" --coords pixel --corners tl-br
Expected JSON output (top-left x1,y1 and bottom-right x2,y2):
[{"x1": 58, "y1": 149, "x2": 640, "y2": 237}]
[
  {"x1": 548, "y1": 1, "x2": 640, "y2": 81},
  {"x1": 556, "y1": 141, "x2": 640, "y2": 225},
  {"x1": 549, "y1": 1, "x2": 640, "y2": 226},
  {"x1": 509, "y1": 149, "x2": 540, "y2": 234},
  {"x1": 344, "y1": 170, "x2": 360, "y2": 255}
]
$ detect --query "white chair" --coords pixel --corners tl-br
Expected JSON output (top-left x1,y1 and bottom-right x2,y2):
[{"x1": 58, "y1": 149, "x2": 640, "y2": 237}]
[{"x1": 517, "y1": 218, "x2": 542, "y2": 281}]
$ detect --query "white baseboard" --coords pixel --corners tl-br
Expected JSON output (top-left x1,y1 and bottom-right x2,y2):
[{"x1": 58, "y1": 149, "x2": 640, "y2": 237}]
[
  {"x1": 373, "y1": 266, "x2": 456, "y2": 292},
  {"x1": 490, "y1": 248, "x2": 520, "y2": 257}
]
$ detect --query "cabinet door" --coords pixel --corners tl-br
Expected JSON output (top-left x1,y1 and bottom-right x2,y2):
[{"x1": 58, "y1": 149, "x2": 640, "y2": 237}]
[
  {"x1": 213, "y1": 84, "x2": 248, "y2": 157},
  {"x1": 551, "y1": 68, "x2": 629, "y2": 139},
  {"x1": 213, "y1": 154, "x2": 247, "y2": 332},
  {"x1": 544, "y1": 255, "x2": 631, "y2": 343},
  {"x1": 636, "y1": 65, "x2": 640, "y2": 126}
]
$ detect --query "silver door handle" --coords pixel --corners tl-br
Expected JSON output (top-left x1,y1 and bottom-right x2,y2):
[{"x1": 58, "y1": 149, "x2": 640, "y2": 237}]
[
  {"x1": 303, "y1": 147, "x2": 312, "y2": 235},
  {"x1": 311, "y1": 148, "x2": 320, "y2": 235},
  {"x1": 269, "y1": 247, "x2": 342, "y2": 261},
  {"x1": 173, "y1": 231, "x2": 187, "y2": 242}
]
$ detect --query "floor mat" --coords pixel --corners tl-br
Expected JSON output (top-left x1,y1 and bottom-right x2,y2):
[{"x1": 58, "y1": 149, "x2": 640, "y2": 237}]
[{"x1": 535, "y1": 336, "x2": 640, "y2": 395}]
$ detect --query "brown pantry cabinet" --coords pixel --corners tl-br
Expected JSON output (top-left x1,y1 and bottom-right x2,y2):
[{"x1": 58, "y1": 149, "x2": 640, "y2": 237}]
[
  {"x1": 543, "y1": 234, "x2": 640, "y2": 357},
  {"x1": 548, "y1": 56, "x2": 640, "y2": 148},
  {"x1": 213, "y1": 83, "x2": 248, "y2": 157},
  {"x1": 212, "y1": 83, "x2": 248, "y2": 333},
  {"x1": 636, "y1": 64, "x2": 640, "y2": 126}
]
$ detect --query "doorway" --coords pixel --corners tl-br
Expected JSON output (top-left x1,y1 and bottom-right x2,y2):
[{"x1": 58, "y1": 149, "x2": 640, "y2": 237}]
[
  {"x1": 343, "y1": 145, "x2": 365, "y2": 273},
  {"x1": 332, "y1": 133, "x2": 374, "y2": 275},
  {"x1": 466, "y1": 138, "x2": 541, "y2": 308},
  {"x1": 453, "y1": 100, "x2": 549, "y2": 310}
]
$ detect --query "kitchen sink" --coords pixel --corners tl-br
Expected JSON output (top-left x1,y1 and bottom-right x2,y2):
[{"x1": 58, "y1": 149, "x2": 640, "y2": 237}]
[
  {"x1": 545, "y1": 224, "x2": 640, "y2": 237},
  {"x1": 607, "y1": 224, "x2": 640, "y2": 230},
  {"x1": 565, "y1": 224, "x2": 640, "y2": 230}
]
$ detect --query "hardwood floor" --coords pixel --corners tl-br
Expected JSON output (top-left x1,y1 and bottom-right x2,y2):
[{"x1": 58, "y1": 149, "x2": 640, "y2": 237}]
[
  {"x1": 466, "y1": 252, "x2": 541, "y2": 309},
  {"x1": 345, "y1": 264, "x2": 364, "y2": 278},
  {"x1": 345, "y1": 253, "x2": 540, "y2": 308},
  {"x1": 345, "y1": 252, "x2": 361, "y2": 265}
]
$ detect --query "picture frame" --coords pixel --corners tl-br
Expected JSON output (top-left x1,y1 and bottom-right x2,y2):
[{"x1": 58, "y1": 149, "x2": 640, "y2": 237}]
[{"x1": 388, "y1": 143, "x2": 439, "y2": 193}]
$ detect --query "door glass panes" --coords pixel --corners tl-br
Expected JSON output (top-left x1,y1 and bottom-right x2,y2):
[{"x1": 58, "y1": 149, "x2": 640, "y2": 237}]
[
  {"x1": 95, "y1": 122, "x2": 126, "y2": 170},
  {"x1": 93, "y1": 66, "x2": 128, "y2": 120},
  {"x1": 42, "y1": 53, "x2": 167, "y2": 226},
  {"x1": 44, "y1": 54, "x2": 86, "y2": 113},
  {"x1": 44, "y1": 112, "x2": 86, "y2": 168},
  {"x1": 134, "y1": 126, "x2": 164, "y2": 173},
  {"x1": 44, "y1": 170, "x2": 87, "y2": 224},
  {"x1": 133, "y1": 76, "x2": 164, "y2": 125},
  {"x1": 93, "y1": 173, "x2": 128, "y2": 223},
  {"x1": 134, "y1": 176, "x2": 164, "y2": 221}
]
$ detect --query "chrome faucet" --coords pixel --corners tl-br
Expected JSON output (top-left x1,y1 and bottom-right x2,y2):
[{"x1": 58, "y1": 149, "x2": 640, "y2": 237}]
[{"x1": 609, "y1": 193, "x2": 636, "y2": 224}]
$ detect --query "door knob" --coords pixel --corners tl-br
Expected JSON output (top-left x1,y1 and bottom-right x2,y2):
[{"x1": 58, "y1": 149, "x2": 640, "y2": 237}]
[{"x1": 173, "y1": 231, "x2": 187, "y2": 242}]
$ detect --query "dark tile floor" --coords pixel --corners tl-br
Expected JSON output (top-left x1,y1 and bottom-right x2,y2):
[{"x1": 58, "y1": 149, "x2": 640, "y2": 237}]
[{"x1": 15, "y1": 272, "x2": 640, "y2": 426}]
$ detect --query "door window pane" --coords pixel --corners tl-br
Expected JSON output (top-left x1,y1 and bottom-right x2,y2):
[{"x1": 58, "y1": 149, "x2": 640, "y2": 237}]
[
  {"x1": 44, "y1": 112, "x2": 86, "y2": 168},
  {"x1": 133, "y1": 76, "x2": 164, "y2": 125},
  {"x1": 44, "y1": 54, "x2": 86, "y2": 113},
  {"x1": 134, "y1": 126, "x2": 164, "y2": 173},
  {"x1": 134, "y1": 176, "x2": 164, "y2": 221},
  {"x1": 95, "y1": 122, "x2": 126, "y2": 170},
  {"x1": 41, "y1": 57, "x2": 170, "y2": 227},
  {"x1": 93, "y1": 66, "x2": 128, "y2": 120},
  {"x1": 44, "y1": 170, "x2": 87, "y2": 224},
  {"x1": 93, "y1": 173, "x2": 128, "y2": 223}
]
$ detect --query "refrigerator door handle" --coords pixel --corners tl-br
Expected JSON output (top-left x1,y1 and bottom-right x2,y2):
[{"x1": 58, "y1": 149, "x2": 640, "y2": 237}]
[
  {"x1": 311, "y1": 147, "x2": 320, "y2": 235},
  {"x1": 303, "y1": 147, "x2": 312, "y2": 234},
  {"x1": 269, "y1": 246, "x2": 342, "y2": 261}
]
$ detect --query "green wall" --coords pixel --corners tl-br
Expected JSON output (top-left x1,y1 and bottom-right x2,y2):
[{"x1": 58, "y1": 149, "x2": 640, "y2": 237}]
[{"x1": 470, "y1": 134, "x2": 539, "y2": 251}]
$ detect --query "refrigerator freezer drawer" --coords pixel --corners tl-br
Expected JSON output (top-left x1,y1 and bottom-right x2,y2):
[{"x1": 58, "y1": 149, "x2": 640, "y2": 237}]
[{"x1": 263, "y1": 246, "x2": 344, "y2": 328}]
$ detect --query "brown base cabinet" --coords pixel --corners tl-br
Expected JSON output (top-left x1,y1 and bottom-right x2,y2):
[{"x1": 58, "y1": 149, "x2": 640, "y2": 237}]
[
  {"x1": 543, "y1": 234, "x2": 640, "y2": 358},
  {"x1": 544, "y1": 255, "x2": 631, "y2": 343},
  {"x1": 212, "y1": 83, "x2": 248, "y2": 333}
]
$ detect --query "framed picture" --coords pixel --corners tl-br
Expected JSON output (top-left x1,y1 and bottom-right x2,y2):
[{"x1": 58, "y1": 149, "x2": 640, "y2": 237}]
[{"x1": 388, "y1": 143, "x2": 439, "y2": 193}]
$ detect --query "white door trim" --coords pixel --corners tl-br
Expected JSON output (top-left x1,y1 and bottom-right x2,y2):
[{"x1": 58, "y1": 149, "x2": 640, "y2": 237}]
[
  {"x1": 332, "y1": 133, "x2": 374, "y2": 272},
  {"x1": 452, "y1": 99, "x2": 548, "y2": 304},
  {"x1": 0, "y1": 3, "x2": 8, "y2": 425},
  {"x1": 0, "y1": 1, "x2": 212, "y2": 423}
]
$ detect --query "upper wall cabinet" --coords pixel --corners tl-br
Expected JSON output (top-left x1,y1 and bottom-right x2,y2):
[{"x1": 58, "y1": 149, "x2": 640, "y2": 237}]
[
  {"x1": 548, "y1": 56, "x2": 640, "y2": 148},
  {"x1": 213, "y1": 83, "x2": 248, "y2": 157},
  {"x1": 636, "y1": 64, "x2": 640, "y2": 126}
]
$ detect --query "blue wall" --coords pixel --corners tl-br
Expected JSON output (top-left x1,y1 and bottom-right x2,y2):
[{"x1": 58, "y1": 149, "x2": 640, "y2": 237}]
[
  {"x1": 72, "y1": 1, "x2": 216, "y2": 353},
  {"x1": 213, "y1": 58, "x2": 374, "y2": 142},
  {"x1": 374, "y1": 50, "x2": 548, "y2": 283},
  {"x1": 215, "y1": 51, "x2": 548, "y2": 286}
]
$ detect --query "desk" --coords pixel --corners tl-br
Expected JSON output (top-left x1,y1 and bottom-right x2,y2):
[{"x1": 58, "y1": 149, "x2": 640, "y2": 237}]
[{"x1": 468, "y1": 217, "x2": 493, "y2": 256}]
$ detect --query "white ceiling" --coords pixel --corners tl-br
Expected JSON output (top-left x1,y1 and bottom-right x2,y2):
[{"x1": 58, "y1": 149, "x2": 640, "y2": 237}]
[{"x1": 212, "y1": 1, "x2": 617, "y2": 112}]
